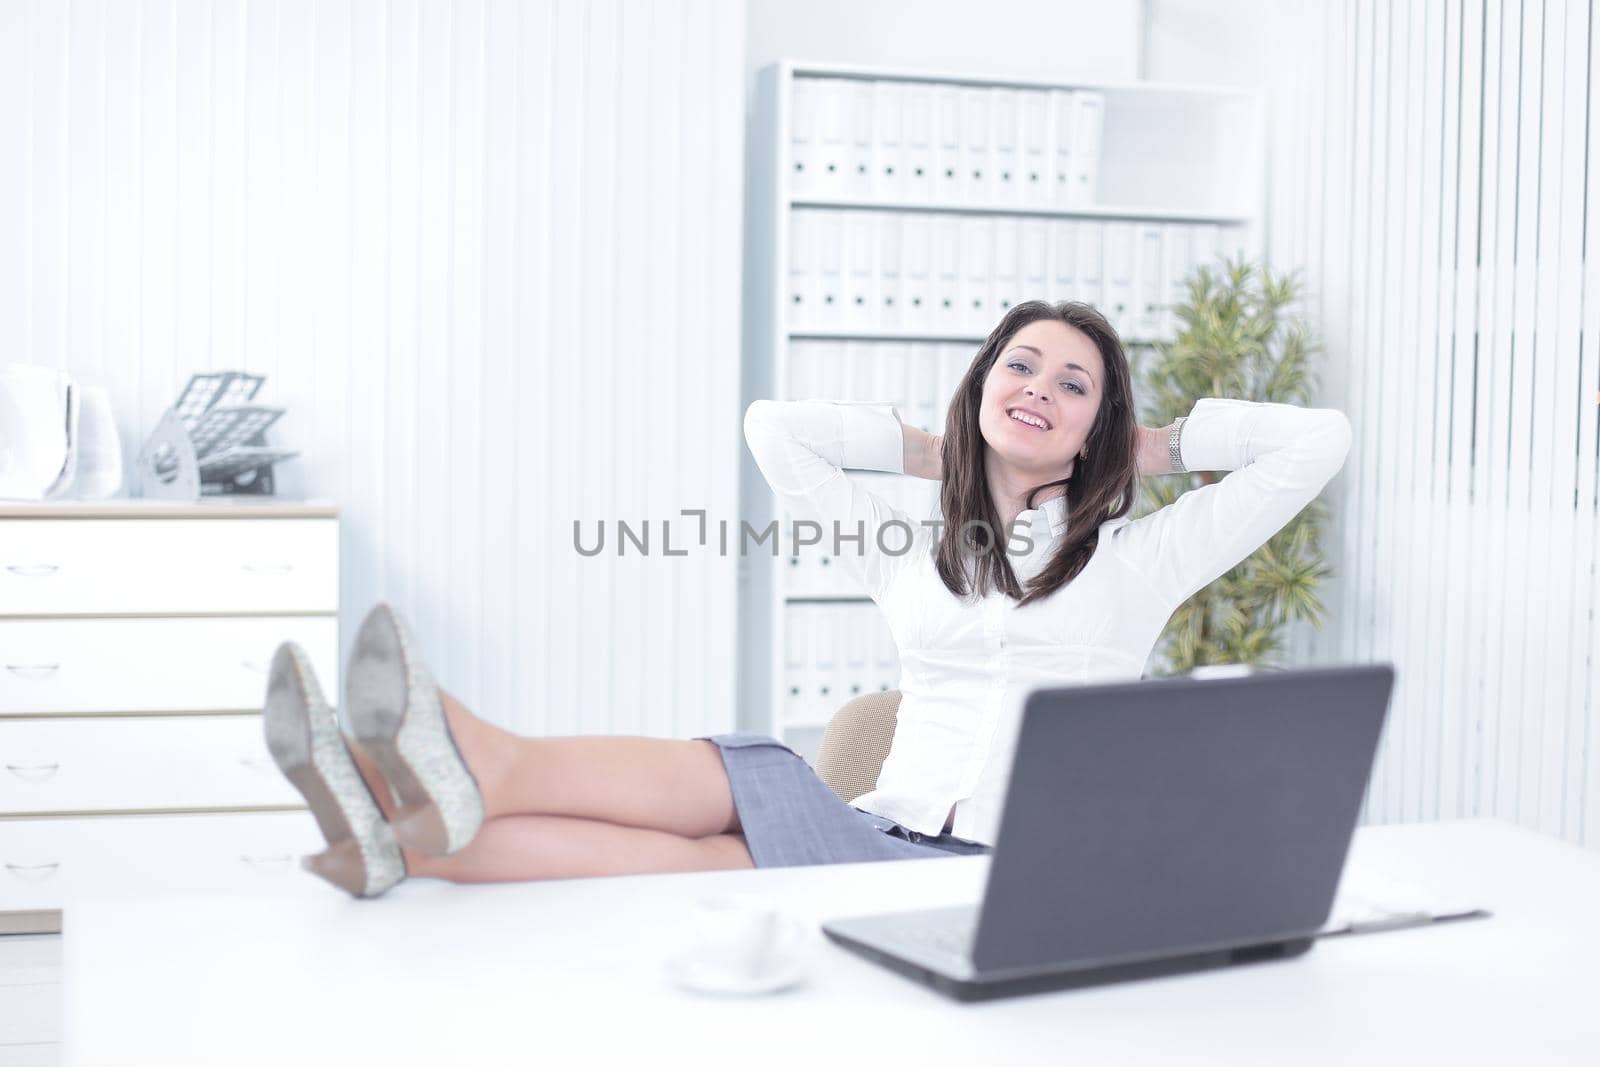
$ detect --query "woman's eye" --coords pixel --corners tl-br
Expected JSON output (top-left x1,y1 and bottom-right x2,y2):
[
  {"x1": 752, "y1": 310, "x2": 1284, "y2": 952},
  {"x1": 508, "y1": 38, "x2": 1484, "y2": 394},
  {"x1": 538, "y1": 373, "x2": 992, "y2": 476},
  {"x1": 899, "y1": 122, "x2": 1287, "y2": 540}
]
[
  {"x1": 1007, "y1": 360, "x2": 1030, "y2": 373},
  {"x1": 1062, "y1": 381, "x2": 1084, "y2": 395}
]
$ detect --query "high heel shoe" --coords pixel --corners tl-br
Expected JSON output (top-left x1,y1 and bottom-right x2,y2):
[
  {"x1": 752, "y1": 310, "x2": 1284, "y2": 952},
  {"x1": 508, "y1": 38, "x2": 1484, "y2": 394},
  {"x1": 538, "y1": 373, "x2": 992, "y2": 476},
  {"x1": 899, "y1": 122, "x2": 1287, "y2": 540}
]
[
  {"x1": 262, "y1": 642, "x2": 405, "y2": 898},
  {"x1": 344, "y1": 603, "x2": 484, "y2": 856}
]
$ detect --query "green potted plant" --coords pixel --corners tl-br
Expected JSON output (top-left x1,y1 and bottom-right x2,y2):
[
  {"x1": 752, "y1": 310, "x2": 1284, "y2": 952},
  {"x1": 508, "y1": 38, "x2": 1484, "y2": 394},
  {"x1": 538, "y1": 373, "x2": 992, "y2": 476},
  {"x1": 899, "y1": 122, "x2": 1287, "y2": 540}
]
[{"x1": 1134, "y1": 257, "x2": 1335, "y2": 675}]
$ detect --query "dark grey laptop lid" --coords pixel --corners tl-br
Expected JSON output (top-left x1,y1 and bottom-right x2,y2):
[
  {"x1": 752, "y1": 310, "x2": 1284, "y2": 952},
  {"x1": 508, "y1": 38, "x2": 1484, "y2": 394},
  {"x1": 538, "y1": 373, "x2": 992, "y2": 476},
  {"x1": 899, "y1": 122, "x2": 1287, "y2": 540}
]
[{"x1": 972, "y1": 665, "x2": 1394, "y2": 974}]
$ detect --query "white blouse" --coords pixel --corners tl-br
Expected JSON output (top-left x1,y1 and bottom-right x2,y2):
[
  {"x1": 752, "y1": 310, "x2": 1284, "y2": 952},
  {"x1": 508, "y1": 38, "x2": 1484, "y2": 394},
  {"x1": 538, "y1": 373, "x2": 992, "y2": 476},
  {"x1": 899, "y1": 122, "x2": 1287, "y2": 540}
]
[{"x1": 743, "y1": 396, "x2": 1354, "y2": 847}]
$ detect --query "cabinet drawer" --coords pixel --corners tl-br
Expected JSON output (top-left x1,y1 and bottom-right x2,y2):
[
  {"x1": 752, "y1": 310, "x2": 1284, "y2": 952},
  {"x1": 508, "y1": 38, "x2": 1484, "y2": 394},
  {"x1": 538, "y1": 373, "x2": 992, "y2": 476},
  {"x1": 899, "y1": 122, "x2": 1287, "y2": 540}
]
[
  {"x1": 0, "y1": 983, "x2": 59, "y2": 1046},
  {"x1": 0, "y1": 810, "x2": 325, "y2": 913},
  {"x1": 0, "y1": 616, "x2": 337, "y2": 713},
  {"x1": 0, "y1": 716, "x2": 304, "y2": 814},
  {"x1": 0, "y1": 518, "x2": 338, "y2": 615}
]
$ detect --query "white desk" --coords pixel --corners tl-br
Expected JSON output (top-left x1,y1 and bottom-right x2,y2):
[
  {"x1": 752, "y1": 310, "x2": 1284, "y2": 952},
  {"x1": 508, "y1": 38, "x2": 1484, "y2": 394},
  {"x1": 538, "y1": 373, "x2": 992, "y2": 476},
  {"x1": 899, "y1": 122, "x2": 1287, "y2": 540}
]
[{"x1": 61, "y1": 820, "x2": 1600, "y2": 1066}]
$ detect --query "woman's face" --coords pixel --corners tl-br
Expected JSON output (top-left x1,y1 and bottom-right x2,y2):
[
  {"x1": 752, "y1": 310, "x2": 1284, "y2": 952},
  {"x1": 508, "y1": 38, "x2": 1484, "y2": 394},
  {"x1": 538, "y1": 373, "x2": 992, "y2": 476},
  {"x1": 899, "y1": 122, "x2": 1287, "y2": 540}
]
[{"x1": 977, "y1": 318, "x2": 1107, "y2": 478}]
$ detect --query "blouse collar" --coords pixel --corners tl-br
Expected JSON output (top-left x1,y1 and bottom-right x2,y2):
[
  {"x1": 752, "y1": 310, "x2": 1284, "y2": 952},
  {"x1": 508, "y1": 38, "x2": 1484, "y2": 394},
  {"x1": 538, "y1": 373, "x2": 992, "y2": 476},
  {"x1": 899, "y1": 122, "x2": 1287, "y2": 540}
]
[{"x1": 1019, "y1": 492, "x2": 1070, "y2": 542}]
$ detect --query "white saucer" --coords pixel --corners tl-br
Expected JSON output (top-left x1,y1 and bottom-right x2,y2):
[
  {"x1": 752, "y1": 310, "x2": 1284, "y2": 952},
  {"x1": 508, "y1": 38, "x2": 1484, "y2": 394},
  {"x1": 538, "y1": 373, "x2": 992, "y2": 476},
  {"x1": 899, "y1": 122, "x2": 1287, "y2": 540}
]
[{"x1": 664, "y1": 952, "x2": 807, "y2": 996}]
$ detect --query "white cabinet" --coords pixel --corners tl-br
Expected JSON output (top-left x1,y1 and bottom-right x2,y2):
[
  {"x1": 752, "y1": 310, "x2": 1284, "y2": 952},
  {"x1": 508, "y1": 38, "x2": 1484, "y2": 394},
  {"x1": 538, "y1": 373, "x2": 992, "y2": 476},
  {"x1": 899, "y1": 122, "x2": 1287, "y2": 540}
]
[{"x1": 0, "y1": 502, "x2": 337, "y2": 933}]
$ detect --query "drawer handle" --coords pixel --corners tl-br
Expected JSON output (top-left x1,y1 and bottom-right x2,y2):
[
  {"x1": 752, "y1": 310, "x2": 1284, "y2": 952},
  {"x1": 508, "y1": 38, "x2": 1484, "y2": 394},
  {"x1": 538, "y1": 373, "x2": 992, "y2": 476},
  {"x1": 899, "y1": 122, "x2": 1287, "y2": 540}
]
[
  {"x1": 4, "y1": 563, "x2": 59, "y2": 577},
  {"x1": 240, "y1": 853, "x2": 296, "y2": 868},
  {"x1": 241, "y1": 562, "x2": 295, "y2": 574},
  {"x1": 4, "y1": 664, "x2": 60, "y2": 678},
  {"x1": 4, "y1": 862, "x2": 61, "y2": 882},
  {"x1": 238, "y1": 755, "x2": 276, "y2": 774},
  {"x1": 241, "y1": 659, "x2": 269, "y2": 675},
  {"x1": 4, "y1": 763, "x2": 61, "y2": 783}
]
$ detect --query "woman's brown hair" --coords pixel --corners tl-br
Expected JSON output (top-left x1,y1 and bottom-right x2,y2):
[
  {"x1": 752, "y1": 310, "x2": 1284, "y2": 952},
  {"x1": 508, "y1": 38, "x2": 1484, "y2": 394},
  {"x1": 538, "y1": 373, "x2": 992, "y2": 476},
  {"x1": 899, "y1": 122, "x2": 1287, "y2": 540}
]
[{"x1": 935, "y1": 300, "x2": 1140, "y2": 606}]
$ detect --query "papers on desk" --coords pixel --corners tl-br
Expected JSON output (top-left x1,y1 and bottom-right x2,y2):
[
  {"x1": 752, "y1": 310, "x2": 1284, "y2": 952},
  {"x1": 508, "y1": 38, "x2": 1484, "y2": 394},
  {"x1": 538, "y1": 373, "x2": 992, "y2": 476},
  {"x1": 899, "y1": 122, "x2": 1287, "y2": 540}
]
[{"x1": 1321, "y1": 863, "x2": 1489, "y2": 937}]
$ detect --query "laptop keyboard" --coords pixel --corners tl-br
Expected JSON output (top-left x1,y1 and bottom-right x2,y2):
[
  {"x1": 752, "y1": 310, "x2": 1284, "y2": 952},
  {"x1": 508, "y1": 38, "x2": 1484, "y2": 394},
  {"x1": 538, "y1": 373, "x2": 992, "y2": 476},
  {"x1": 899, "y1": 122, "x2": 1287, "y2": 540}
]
[{"x1": 892, "y1": 908, "x2": 979, "y2": 957}]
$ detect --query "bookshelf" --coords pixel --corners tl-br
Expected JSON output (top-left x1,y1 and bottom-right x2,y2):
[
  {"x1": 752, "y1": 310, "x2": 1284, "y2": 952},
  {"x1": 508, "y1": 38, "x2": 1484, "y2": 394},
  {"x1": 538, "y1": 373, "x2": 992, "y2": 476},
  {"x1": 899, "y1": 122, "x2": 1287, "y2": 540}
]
[{"x1": 738, "y1": 61, "x2": 1265, "y2": 762}]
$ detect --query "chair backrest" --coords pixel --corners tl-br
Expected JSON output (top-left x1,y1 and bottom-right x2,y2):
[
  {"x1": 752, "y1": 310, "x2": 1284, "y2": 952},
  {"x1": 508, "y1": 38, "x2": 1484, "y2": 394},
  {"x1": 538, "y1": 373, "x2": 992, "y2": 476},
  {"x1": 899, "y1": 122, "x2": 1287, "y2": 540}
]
[{"x1": 814, "y1": 690, "x2": 902, "y2": 803}]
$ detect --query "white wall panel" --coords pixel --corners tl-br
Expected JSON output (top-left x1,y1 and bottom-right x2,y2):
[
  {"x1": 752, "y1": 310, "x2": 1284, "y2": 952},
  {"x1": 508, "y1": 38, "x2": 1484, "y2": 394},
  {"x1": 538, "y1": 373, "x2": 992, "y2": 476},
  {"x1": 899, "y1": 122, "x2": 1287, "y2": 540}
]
[
  {"x1": 1264, "y1": 0, "x2": 1599, "y2": 848},
  {"x1": 0, "y1": 0, "x2": 745, "y2": 741}
]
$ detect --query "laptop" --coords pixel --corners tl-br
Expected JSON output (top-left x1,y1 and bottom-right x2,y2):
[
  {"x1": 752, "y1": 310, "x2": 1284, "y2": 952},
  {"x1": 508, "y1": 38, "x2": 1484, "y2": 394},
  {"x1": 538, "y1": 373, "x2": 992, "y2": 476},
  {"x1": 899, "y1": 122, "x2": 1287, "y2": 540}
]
[{"x1": 822, "y1": 664, "x2": 1395, "y2": 1002}]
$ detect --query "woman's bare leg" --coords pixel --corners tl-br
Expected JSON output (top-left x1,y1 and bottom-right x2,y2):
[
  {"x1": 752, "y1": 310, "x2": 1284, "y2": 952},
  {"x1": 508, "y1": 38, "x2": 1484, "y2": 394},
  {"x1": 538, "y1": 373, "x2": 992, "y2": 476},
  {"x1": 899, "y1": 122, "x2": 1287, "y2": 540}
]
[
  {"x1": 429, "y1": 691, "x2": 743, "y2": 839},
  {"x1": 346, "y1": 741, "x2": 753, "y2": 882},
  {"x1": 402, "y1": 816, "x2": 754, "y2": 883}
]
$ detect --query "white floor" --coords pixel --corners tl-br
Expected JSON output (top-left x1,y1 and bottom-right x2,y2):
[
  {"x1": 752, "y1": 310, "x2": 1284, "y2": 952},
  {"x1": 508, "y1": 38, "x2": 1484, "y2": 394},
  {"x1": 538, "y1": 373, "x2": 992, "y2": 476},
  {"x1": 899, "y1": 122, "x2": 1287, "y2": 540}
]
[{"x1": 0, "y1": 935, "x2": 60, "y2": 1066}]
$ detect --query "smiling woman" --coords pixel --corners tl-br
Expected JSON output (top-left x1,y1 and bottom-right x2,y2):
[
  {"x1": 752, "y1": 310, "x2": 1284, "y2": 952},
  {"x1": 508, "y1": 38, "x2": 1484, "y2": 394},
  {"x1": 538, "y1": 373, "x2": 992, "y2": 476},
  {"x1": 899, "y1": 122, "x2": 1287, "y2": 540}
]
[{"x1": 938, "y1": 301, "x2": 1144, "y2": 606}]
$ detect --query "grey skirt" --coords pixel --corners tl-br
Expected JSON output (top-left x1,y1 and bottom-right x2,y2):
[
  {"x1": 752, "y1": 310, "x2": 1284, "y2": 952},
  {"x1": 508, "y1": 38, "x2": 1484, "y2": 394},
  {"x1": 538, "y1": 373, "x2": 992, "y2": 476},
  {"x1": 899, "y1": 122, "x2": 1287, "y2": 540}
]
[{"x1": 695, "y1": 732, "x2": 993, "y2": 868}]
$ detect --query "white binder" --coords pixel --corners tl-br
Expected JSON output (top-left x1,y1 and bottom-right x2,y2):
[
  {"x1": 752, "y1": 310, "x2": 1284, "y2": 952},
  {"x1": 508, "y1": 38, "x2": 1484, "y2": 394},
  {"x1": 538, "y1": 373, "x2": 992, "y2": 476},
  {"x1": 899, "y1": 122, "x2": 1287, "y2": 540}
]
[
  {"x1": 812, "y1": 604, "x2": 841, "y2": 713},
  {"x1": 959, "y1": 216, "x2": 993, "y2": 333},
  {"x1": 1103, "y1": 221, "x2": 1136, "y2": 335},
  {"x1": 1020, "y1": 90, "x2": 1052, "y2": 208},
  {"x1": 844, "y1": 212, "x2": 877, "y2": 330},
  {"x1": 1050, "y1": 219, "x2": 1079, "y2": 302},
  {"x1": 1077, "y1": 221, "x2": 1106, "y2": 309},
  {"x1": 935, "y1": 86, "x2": 963, "y2": 203},
  {"x1": 784, "y1": 604, "x2": 812, "y2": 715},
  {"x1": 901, "y1": 214, "x2": 933, "y2": 330},
  {"x1": 1134, "y1": 223, "x2": 1166, "y2": 341},
  {"x1": 992, "y1": 216, "x2": 1023, "y2": 321},
  {"x1": 939, "y1": 342, "x2": 972, "y2": 427},
  {"x1": 961, "y1": 87, "x2": 992, "y2": 204},
  {"x1": 874, "y1": 213, "x2": 904, "y2": 331},
  {"x1": 903, "y1": 84, "x2": 936, "y2": 202},
  {"x1": 842, "y1": 607, "x2": 871, "y2": 702},
  {"x1": 847, "y1": 81, "x2": 875, "y2": 198},
  {"x1": 815, "y1": 78, "x2": 848, "y2": 198},
  {"x1": 786, "y1": 339, "x2": 820, "y2": 399},
  {"x1": 1049, "y1": 88, "x2": 1078, "y2": 208},
  {"x1": 870, "y1": 80, "x2": 905, "y2": 201},
  {"x1": 788, "y1": 211, "x2": 816, "y2": 329},
  {"x1": 1192, "y1": 223, "x2": 1224, "y2": 272},
  {"x1": 813, "y1": 341, "x2": 848, "y2": 400},
  {"x1": 1068, "y1": 91, "x2": 1105, "y2": 206},
  {"x1": 790, "y1": 78, "x2": 818, "y2": 198},
  {"x1": 1163, "y1": 223, "x2": 1196, "y2": 338},
  {"x1": 990, "y1": 87, "x2": 1021, "y2": 206},
  {"x1": 1020, "y1": 219, "x2": 1050, "y2": 309},
  {"x1": 933, "y1": 215, "x2": 964, "y2": 332},
  {"x1": 871, "y1": 614, "x2": 900, "y2": 695},
  {"x1": 875, "y1": 343, "x2": 910, "y2": 415},
  {"x1": 909, "y1": 341, "x2": 940, "y2": 432},
  {"x1": 846, "y1": 341, "x2": 876, "y2": 402},
  {"x1": 814, "y1": 210, "x2": 845, "y2": 329}
]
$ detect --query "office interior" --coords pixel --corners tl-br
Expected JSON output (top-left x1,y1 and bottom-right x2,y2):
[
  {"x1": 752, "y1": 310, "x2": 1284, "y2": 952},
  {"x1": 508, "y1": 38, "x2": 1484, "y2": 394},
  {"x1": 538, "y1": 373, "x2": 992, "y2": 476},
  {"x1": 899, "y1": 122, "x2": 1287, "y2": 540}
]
[{"x1": 1, "y1": 0, "x2": 1598, "y2": 1062}]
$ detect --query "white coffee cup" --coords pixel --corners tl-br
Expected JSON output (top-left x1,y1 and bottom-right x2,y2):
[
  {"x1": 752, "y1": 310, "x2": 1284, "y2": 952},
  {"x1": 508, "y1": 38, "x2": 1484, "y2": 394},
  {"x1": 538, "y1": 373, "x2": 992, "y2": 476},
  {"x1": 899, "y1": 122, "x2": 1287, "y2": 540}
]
[{"x1": 689, "y1": 894, "x2": 803, "y2": 979}]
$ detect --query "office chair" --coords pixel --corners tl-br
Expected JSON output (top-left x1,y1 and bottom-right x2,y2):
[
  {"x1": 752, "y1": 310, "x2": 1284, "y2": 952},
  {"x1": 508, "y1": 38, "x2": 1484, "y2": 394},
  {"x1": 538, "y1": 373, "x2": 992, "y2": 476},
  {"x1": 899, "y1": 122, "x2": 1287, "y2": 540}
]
[{"x1": 814, "y1": 689, "x2": 901, "y2": 803}]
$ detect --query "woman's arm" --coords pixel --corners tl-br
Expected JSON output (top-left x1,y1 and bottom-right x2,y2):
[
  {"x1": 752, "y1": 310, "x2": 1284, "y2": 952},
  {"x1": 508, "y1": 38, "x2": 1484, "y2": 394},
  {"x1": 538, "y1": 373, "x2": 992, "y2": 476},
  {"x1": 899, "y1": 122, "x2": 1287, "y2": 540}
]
[
  {"x1": 744, "y1": 399, "x2": 922, "y2": 600},
  {"x1": 1110, "y1": 398, "x2": 1353, "y2": 610},
  {"x1": 1135, "y1": 424, "x2": 1179, "y2": 477},
  {"x1": 902, "y1": 424, "x2": 943, "y2": 481}
]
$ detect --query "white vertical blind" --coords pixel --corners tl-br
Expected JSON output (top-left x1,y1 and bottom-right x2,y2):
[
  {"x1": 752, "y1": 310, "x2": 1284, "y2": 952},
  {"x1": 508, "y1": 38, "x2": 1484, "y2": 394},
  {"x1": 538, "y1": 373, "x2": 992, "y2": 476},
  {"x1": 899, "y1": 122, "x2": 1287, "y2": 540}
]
[
  {"x1": 1267, "y1": 0, "x2": 1599, "y2": 847},
  {"x1": 0, "y1": 0, "x2": 746, "y2": 740}
]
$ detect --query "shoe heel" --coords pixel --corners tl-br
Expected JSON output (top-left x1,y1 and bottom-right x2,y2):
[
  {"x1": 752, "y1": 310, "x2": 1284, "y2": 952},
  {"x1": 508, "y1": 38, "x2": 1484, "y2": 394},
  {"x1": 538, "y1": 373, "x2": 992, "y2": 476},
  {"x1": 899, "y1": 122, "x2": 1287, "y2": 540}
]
[
  {"x1": 304, "y1": 838, "x2": 375, "y2": 898},
  {"x1": 393, "y1": 804, "x2": 452, "y2": 857}
]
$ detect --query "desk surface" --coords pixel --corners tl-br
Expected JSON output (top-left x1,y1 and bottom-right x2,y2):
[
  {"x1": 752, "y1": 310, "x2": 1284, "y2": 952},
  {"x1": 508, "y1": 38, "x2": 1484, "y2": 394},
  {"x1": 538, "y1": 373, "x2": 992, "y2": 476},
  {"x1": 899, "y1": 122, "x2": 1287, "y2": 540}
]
[{"x1": 62, "y1": 820, "x2": 1600, "y2": 1066}]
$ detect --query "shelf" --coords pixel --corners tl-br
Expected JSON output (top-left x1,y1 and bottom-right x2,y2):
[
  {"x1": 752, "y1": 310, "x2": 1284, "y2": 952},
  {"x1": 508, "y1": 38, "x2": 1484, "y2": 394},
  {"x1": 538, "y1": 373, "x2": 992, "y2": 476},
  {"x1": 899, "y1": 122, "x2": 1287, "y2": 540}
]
[
  {"x1": 783, "y1": 60, "x2": 1262, "y2": 101},
  {"x1": 788, "y1": 328, "x2": 1171, "y2": 346},
  {"x1": 789, "y1": 329, "x2": 986, "y2": 343},
  {"x1": 790, "y1": 196, "x2": 1252, "y2": 226},
  {"x1": 780, "y1": 591, "x2": 870, "y2": 601}
]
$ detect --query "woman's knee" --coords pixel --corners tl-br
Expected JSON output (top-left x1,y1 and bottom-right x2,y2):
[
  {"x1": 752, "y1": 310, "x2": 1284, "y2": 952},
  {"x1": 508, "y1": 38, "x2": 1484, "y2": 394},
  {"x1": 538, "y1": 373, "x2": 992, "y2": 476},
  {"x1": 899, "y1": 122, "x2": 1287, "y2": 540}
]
[{"x1": 700, "y1": 832, "x2": 754, "y2": 870}]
